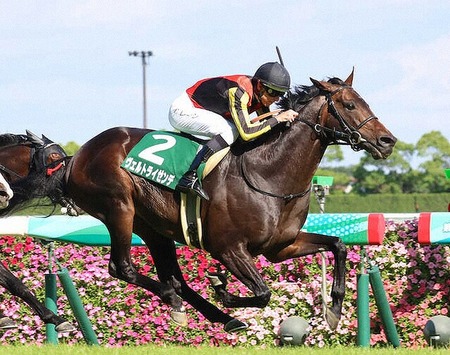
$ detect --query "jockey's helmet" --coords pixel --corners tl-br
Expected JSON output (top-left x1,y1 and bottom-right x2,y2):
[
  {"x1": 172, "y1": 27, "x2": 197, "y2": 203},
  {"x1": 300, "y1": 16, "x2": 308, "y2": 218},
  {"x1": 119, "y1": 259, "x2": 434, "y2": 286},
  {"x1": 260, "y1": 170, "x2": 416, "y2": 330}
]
[{"x1": 254, "y1": 62, "x2": 290, "y2": 95}]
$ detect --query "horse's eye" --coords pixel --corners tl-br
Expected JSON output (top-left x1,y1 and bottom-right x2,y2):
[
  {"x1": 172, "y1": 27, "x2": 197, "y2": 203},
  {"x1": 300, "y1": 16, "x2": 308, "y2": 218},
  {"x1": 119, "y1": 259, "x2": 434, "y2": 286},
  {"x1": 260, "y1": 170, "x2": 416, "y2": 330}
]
[{"x1": 344, "y1": 102, "x2": 355, "y2": 110}]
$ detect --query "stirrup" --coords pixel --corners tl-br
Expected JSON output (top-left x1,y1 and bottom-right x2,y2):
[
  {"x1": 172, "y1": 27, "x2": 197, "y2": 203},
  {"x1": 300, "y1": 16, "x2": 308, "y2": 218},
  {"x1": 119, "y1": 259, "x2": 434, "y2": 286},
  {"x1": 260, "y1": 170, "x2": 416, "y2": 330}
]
[{"x1": 176, "y1": 172, "x2": 209, "y2": 200}]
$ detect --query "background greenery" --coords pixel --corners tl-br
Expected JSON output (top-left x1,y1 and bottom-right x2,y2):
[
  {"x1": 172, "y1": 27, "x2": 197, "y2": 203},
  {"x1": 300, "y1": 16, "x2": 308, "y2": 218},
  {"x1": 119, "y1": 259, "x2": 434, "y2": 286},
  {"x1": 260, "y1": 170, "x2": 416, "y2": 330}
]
[
  {"x1": 308, "y1": 193, "x2": 450, "y2": 213},
  {"x1": 14, "y1": 192, "x2": 449, "y2": 217}
]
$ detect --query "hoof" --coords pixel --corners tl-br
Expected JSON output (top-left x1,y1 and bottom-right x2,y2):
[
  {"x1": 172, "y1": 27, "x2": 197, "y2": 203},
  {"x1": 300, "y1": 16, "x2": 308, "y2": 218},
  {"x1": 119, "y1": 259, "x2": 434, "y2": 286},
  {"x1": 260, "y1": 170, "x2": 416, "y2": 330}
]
[
  {"x1": 55, "y1": 321, "x2": 77, "y2": 333},
  {"x1": 171, "y1": 306, "x2": 188, "y2": 327},
  {"x1": 224, "y1": 319, "x2": 248, "y2": 333},
  {"x1": 325, "y1": 308, "x2": 339, "y2": 331},
  {"x1": 0, "y1": 317, "x2": 17, "y2": 330}
]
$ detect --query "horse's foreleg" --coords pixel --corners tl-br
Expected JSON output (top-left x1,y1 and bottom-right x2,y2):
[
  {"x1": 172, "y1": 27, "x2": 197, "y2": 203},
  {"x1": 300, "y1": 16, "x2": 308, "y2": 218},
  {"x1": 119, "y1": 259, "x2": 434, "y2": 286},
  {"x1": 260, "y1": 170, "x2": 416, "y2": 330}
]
[
  {"x1": 210, "y1": 245, "x2": 272, "y2": 309},
  {"x1": 266, "y1": 232, "x2": 347, "y2": 330},
  {"x1": 145, "y1": 234, "x2": 247, "y2": 333},
  {"x1": 0, "y1": 261, "x2": 75, "y2": 332}
]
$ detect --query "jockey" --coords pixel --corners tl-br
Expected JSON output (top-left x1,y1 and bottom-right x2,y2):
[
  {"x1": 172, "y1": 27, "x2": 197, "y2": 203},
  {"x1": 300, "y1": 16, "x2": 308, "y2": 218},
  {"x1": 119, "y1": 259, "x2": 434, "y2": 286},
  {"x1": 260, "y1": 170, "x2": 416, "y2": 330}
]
[{"x1": 169, "y1": 62, "x2": 298, "y2": 200}]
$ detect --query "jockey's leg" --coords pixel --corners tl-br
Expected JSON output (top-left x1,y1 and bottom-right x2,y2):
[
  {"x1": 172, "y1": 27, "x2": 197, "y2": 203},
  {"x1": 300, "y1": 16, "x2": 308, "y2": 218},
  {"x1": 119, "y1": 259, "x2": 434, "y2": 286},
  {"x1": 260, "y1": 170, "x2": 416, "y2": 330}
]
[{"x1": 176, "y1": 135, "x2": 228, "y2": 200}]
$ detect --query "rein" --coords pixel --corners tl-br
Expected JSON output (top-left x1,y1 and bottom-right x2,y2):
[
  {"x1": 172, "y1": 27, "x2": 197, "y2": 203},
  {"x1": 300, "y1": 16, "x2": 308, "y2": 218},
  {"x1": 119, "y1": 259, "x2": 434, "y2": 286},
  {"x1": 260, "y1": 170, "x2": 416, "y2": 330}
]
[
  {"x1": 240, "y1": 158, "x2": 311, "y2": 202},
  {"x1": 0, "y1": 164, "x2": 22, "y2": 179}
]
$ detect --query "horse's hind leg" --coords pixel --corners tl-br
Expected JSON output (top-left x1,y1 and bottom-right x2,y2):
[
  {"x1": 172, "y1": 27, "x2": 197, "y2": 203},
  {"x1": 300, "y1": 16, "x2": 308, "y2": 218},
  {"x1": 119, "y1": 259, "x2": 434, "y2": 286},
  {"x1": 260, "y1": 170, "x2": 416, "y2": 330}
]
[
  {"x1": 266, "y1": 232, "x2": 347, "y2": 330},
  {"x1": 105, "y1": 214, "x2": 187, "y2": 316},
  {"x1": 0, "y1": 261, "x2": 76, "y2": 332},
  {"x1": 143, "y1": 233, "x2": 247, "y2": 333},
  {"x1": 208, "y1": 246, "x2": 273, "y2": 308}
]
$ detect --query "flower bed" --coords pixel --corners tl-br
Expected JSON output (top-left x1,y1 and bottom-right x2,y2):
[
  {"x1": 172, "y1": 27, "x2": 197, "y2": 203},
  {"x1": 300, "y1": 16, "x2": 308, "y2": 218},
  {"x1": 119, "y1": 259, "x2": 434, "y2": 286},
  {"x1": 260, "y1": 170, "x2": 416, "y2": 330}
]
[{"x1": 0, "y1": 219, "x2": 448, "y2": 347}]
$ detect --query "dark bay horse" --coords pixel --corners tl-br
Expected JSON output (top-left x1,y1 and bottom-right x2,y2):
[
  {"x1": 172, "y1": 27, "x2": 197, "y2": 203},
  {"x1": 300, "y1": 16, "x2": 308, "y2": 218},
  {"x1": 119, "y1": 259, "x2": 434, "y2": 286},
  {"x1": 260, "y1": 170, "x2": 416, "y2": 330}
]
[
  {"x1": 0, "y1": 133, "x2": 76, "y2": 332},
  {"x1": 8, "y1": 71, "x2": 397, "y2": 333},
  {"x1": 0, "y1": 131, "x2": 79, "y2": 216},
  {"x1": 0, "y1": 131, "x2": 65, "y2": 182}
]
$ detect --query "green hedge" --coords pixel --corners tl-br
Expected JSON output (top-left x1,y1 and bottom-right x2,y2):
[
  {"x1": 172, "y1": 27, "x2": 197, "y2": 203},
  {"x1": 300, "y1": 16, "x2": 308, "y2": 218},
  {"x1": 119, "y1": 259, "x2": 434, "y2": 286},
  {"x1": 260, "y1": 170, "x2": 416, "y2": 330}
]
[
  {"x1": 309, "y1": 193, "x2": 450, "y2": 213},
  {"x1": 13, "y1": 193, "x2": 450, "y2": 216}
]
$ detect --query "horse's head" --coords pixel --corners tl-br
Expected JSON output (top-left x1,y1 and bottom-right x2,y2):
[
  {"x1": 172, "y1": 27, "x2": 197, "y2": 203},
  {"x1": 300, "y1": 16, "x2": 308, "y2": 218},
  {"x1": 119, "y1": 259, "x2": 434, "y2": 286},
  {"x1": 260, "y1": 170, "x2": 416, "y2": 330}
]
[
  {"x1": 0, "y1": 172, "x2": 13, "y2": 209},
  {"x1": 309, "y1": 69, "x2": 397, "y2": 159},
  {"x1": 25, "y1": 130, "x2": 67, "y2": 172}
]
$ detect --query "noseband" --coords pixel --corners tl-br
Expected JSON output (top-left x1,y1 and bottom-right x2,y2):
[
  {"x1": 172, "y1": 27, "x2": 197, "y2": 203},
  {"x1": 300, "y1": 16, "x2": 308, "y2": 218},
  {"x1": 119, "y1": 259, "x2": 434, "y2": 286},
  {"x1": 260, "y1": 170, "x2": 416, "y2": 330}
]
[{"x1": 298, "y1": 86, "x2": 378, "y2": 151}]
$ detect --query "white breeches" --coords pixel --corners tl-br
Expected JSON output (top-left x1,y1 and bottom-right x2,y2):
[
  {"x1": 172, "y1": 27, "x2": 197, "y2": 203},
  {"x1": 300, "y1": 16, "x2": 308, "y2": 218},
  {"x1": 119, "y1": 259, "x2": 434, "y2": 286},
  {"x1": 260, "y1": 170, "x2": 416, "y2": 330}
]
[{"x1": 168, "y1": 92, "x2": 238, "y2": 145}]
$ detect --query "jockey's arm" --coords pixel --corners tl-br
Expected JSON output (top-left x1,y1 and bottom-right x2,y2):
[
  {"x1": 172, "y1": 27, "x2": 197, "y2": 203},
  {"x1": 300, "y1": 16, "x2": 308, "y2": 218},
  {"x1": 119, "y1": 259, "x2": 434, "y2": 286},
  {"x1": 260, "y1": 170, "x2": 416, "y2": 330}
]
[{"x1": 228, "y1": 87, "x2": 278, "y2": 142}]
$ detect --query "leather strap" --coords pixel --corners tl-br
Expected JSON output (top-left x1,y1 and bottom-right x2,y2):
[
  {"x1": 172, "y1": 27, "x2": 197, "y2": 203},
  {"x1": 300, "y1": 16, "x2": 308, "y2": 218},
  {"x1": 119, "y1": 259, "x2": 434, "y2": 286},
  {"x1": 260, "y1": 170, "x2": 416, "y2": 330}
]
[{"x1": 250, "y1": 109, "x2": 283, "y2": 124}]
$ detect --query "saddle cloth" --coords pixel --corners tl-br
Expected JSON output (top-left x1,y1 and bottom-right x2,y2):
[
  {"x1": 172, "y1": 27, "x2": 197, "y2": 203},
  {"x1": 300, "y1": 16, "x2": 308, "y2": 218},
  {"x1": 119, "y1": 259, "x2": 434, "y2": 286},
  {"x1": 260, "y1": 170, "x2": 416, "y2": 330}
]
[{"x1": 121, "y1": 131, "x2": 229, "y2": 249}]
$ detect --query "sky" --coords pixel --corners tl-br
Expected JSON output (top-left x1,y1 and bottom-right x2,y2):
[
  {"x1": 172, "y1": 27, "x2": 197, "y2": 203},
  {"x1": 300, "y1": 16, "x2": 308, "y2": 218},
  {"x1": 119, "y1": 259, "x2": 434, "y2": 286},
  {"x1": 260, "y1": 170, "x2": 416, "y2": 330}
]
[{"x1": 1, "y1": 1, "x2": 449, "y2": 165}]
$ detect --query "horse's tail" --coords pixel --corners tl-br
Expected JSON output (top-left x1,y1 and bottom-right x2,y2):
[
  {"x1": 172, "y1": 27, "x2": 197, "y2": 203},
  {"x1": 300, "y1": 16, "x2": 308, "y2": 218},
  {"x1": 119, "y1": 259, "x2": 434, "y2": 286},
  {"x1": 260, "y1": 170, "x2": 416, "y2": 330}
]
[{"x1": 0, "y1": 158, "x2": 70, "y2": 217}]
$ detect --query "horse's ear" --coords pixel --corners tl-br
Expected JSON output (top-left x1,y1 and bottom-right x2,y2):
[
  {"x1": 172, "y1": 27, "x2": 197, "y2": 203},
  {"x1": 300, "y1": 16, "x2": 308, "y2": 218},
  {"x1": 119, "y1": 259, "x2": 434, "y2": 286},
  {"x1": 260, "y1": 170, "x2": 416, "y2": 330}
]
[
  {"x1": 310, "y1": 78, "x2": 332, "y2": 92},
  {"x1": 344, "y1": 67, "x2": 355, "y2": 86},
  {"x1": 26, "y1": 130, "x2": 45, "y2": 145},
  {"x1": 41, "y1": 134, "x2": 53, "y2": 144}
]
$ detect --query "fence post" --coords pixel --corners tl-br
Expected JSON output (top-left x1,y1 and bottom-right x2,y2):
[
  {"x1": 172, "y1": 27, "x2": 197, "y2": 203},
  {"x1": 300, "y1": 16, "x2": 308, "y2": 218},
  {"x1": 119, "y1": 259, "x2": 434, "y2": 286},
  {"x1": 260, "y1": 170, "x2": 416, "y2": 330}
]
[
  {"x1": 57, "y1": 268, "x2": 99, "y2": 345},
  {"x1": 357, "y1": 247, "x2": 370, "y2": 347},
  {"x1": 44, "y1": 242, "x2": 58, "y2": 344},
  {"x1": 44, "y1": 273, "x2": 58, "y2": 344},
  {"x1": 368, "y1": 264, "x2": 400, "y2": 347}
]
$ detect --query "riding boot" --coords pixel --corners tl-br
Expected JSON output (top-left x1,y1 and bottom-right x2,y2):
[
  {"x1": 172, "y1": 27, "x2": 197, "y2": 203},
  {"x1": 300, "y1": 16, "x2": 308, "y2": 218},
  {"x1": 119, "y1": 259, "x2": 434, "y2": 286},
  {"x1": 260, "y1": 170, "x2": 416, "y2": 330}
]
[{"x1": 176, "y1": 144, "x2": 214, "y2": 200}]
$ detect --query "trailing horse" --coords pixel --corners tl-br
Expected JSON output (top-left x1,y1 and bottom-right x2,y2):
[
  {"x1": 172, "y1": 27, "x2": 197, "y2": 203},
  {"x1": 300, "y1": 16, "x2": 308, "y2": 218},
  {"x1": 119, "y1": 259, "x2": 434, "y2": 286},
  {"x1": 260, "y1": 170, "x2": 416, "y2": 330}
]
[
  {"x1": 6, "y1": 71, "x2": 396, "y2": 333},
  {"x1": 0, "y1": 131, "x2": 79, "y2": 216},
  {"x1": 0, "y1": 132, "x2": 76, "y2": 332}
]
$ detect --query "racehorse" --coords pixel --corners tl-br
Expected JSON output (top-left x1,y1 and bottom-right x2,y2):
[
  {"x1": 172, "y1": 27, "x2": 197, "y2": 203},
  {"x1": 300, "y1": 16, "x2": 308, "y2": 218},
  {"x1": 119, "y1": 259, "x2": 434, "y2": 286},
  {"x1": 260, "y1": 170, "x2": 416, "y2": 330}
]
[
  {"x1": 0, "y1": 133, "x2": 76, "y2": 332},
  {"x1": 6, "y1": 71, "x2": 397, "y2": 332},
  {"x1": 0, "y1": 131, "x2": 79, "y2": 216}
]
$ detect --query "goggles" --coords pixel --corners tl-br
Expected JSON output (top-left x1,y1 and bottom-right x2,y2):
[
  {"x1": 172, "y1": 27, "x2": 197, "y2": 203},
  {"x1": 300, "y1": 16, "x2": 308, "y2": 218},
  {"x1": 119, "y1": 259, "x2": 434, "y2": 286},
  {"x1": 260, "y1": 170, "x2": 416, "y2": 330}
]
[{"x1": 262, "y1": 84, "x2": 285, "y2": 98}]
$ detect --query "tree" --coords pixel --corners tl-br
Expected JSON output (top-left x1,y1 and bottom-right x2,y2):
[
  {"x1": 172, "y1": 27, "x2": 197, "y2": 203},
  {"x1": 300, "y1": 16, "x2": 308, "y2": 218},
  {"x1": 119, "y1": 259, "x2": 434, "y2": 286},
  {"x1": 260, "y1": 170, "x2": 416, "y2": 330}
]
[
  {"x1": 62, "y1": 141, "x2": 81, "y2": 156},
  {"x1": 352, "y1": 140, "x2": 415, "y2": 193},
  {"x1": 321, "y1": 145, "x2": 344, "y2": 166},
  {"x1": 415, "y1": 131, "x2": 450, "y2": 192}
]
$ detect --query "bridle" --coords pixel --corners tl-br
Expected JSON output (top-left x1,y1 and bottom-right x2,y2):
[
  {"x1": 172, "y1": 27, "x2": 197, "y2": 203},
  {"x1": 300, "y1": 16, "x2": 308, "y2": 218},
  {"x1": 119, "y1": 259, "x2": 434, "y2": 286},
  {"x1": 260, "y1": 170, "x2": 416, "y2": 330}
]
[
  {"x1": 297, "y1": 86, "x2": 378, "y2": 151},
  {"x1": 0, "y1": 140, "x2": 66, "y2": 180},
  {"x1": 0, "y1": 164, "x2": 21, "y2": 179},
  {"x1": 240, "y1": 84, "x2": 377, "y2": 201},
  {"x1": 30, "y1": 142, "x2": 66, "y2": 172}
]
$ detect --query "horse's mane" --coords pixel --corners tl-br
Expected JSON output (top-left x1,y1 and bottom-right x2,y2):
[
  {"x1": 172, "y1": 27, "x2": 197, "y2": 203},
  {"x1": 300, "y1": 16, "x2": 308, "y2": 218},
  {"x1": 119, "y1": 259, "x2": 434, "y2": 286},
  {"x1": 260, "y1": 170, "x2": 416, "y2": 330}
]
[
  {"x1": 277, "y1": 84, "x2": 319, "y2": 112},
  {"x1": 277, "y1": 77, "x2": 347, "y2": 112},
  {"x1": 0, "y1": 134, "x2": 27, "y2": 148}
]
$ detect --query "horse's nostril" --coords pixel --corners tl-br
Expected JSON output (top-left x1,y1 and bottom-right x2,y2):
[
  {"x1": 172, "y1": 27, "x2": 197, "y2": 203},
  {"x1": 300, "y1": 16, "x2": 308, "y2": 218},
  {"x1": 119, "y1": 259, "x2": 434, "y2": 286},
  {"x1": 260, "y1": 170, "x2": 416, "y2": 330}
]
[{"x1": 380, "y1": 135, "x2": 397, "y2": 147}]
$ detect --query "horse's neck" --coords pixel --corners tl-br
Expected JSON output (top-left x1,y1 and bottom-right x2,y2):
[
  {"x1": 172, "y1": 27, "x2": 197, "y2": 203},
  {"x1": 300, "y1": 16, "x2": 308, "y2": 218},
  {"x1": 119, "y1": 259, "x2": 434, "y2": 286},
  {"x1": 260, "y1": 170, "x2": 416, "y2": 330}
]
[{"x1": 248, "y1": 98, "x2": 326, "y2": 186}]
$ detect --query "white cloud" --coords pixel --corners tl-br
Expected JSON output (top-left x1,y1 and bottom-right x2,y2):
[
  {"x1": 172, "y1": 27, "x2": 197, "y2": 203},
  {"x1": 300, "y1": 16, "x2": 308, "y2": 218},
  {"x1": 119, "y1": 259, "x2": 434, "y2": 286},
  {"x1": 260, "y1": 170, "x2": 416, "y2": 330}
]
[
  {"x1": 371, "y1": 35, "x2": 450, "y2": 109},
  {"x1": 394, "y1": 35, "x2": 450, "y2": 91}
]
